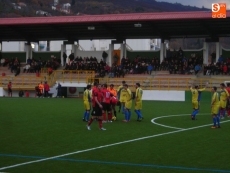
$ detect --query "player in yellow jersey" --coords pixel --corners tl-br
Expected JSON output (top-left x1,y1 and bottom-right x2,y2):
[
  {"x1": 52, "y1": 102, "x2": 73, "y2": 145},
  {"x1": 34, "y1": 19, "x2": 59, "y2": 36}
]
[
  {"x1": 134, "y1": 83, "x2": 143, "y2": 121},
  {"x1": 219, "y1": 83, "x2": 229, "y2": 119},
  {"x1": 211, "y1": 86, "x2": 220, "y2": 128},
  {"x1": 123, "y1": 84, "x2": 132, "y2": 122},
  {"x1": 190, "y1": 85, "x2": 206, "y2": 120},
  {"x1": 82, "y1": 84, "x2": 92, "y2": 122},
  {"x1": 117, "y1": 81, "x2": 127, "y2": 113}
]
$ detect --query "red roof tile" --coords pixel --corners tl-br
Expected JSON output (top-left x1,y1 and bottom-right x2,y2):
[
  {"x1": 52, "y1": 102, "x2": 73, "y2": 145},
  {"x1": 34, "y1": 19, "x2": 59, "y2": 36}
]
[{"x1": 0, "y1": 11, "x2": 229, "y2": 25}]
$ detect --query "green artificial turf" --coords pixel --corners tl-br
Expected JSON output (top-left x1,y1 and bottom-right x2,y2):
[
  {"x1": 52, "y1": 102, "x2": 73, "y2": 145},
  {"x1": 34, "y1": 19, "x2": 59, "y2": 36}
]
[{"x1": 0, "y1": 91, "x2": 230, "y2": 173}]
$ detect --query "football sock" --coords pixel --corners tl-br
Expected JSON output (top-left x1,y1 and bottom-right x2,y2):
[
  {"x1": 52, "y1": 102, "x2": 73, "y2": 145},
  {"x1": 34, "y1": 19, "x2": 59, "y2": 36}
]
[
  {"x1": 86, "y1": 111, "x2": 90, "y2": 121},
  {"x1": 83, "y1": 111, "x2": 87, "y2": 120},
  {"x1": 88, "y1": 118, "x2": 93, "y2": 126},
  {"x1": 138, "y1": 110, "x2": 143, "y2": 118},
  {"x1": 135, "y1": 110, "x2": 139, "y2": 119},
  {"x1": 223, "y1": 109, "x2": 226, "y2": 117},
  {"x1": 128, "y1": 110, "x2": 131, "y2": 121},
  {"x1": 125, "y1": 110, "x2": 129, "y2": 121},
  {"x1": 213, "y1": 117, "x2": 216, "y2": 126},
  {"x1": 122, "y1": 105, "x2": 124, "y2": 113},
  {"x1": 216, "y1": 116, "x2": 220, "y2": 126},
  {"x1": 114, "y1": 110, "x2": 117, "y2": 117},
  {"x1": 193, "y1": 109, "x2": 199, "y2": 118},
  {"x1": 102, "y1": 112, "x2": 106, "y2": 121},
  {"x1": 98, "y1": 119, "x2": 102, "y2": 128},
  {"x1": 135, "y1": 110, "x2": 142, "y2": 119},
  {"x1": 108, "y1": 112, "x2": 112, "y2": 121},
  {"x1": 228, "y1": 109, "x2": 230, "y2": 116},
  {"x1": 218, "y1": 109, "x2": 221, "y2": 117}
]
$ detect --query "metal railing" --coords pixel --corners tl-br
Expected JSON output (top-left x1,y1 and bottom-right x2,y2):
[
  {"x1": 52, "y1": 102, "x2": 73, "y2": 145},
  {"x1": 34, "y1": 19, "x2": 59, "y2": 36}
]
[
  {"x1": 55, "y1": 70, "x2": 95, "y2": 83},
  {"x1": 86, "y1": 77, "x2": 227, "y2": 91},
  {"x1": 0, "y1": 70, "x2": 227, "y2": 90},
  {"x1": 0, "y1": 75, "x2": 45, "y2": 89}
]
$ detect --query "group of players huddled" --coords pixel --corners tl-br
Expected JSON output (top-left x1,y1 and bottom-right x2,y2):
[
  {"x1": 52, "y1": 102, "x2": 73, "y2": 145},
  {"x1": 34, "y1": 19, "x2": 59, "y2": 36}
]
[
  {"x1": 190, "y1": 83, "x2": 230, "y2": 129},
  {"x1": 83, "y1": 81, "x2": 143, "y2": 130}
]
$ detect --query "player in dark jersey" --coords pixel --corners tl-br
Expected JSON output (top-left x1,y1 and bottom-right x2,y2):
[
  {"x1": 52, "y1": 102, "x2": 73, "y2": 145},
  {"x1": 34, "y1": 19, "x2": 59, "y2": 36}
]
[
  {"x1": 101, "y1": 84, "x2": 112, "y2": 122},
  {"x1": 87, "y1": 83, "x2": 106, "y2": 130}
]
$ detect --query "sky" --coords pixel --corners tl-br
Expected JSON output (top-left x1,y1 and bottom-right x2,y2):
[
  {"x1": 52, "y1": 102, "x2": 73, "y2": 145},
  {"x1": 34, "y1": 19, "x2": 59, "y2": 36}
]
[{"x1": 156, "y1": 0, "x2": 230, "y2": 10}]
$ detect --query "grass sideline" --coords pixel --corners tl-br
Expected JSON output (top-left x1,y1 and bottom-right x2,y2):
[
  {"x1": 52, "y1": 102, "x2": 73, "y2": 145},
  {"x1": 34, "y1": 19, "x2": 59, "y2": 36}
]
[{"x1": 0, "y1": 91, "x2": 230, "y2": 173}]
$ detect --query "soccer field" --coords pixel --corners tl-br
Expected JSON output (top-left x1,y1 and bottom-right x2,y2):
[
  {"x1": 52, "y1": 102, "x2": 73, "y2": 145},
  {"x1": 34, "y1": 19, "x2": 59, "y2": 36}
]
[{"x1": 0, "y1": 92, "x2": 230, "y2": 173}]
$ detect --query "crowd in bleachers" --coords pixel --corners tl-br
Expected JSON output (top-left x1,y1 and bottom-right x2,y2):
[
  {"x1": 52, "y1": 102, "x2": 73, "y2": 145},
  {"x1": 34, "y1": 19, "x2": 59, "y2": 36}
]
[
  {"x1": 203, "y1": 56, "x2": 230, "y2": 76},
  {"x1": 64, "y1": 53, "x2": 109, "y2": 77},
  {"x1": 164, "y1": 48, "x2": 203, "y2": 75},
  {"x1": 116, "y1": 48, "x2": 230, "y2": 76},
  {"x1": 0, "y1": 56, "x2": 61, "y2": 76},
  {"x1": 1, "y1": 49, "x2": 230, "y2": 78}
]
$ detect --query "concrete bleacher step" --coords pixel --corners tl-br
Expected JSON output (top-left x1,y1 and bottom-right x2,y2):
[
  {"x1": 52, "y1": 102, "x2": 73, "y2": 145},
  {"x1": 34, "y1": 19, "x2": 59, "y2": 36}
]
[
  {"x1": 152, "y1": 70, "x2": 198, "y2": 79},
  {"x1": 154, "y1": 71, "x2": 170, "y2": 75}
]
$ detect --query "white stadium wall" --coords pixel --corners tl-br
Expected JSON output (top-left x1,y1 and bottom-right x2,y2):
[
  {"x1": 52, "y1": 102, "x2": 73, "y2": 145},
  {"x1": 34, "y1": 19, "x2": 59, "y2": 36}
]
[
  {"x1": 125, "y1": 39, "x2": 150, "y2": 50},
  {"x1": 142, "y1": 90, "x2": 185, "y2": 101}
]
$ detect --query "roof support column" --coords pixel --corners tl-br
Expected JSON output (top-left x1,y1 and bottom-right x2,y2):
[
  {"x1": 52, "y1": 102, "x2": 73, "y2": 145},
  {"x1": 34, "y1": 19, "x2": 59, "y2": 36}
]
[
  {"x1": 0, "y1": 41, "x2": 2, "y2": 52},
  {"x1": 47, "y1": 41, "x2": 50, "y2": 51},
  {"x1": 108, "y1": 44, "x2": 114, "y2": 67},
  {"x1": 160, "y1": 41, "x2": 166, "y2": 63},
  {"x1": 216, "y1": 42, "x2": 220, "y2": 63},
  {"x1": 203, "y1": 42, "x2": 209, "y2": 65},
  {"x1": 25, "y1": 43, "x2": 32, "y2": 61},
  {"x1": 61, "y1": 44, "x2": 66, "y2": 66},
  {"x1": 72, "y1": 43, "x2": 77, "y2": 58}
]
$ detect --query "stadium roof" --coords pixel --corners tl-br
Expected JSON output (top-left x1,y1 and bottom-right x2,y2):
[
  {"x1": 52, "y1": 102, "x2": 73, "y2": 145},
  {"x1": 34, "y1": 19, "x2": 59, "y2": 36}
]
[{"x1": 0, "y1": 11, "x2": 230, "y2": 42}]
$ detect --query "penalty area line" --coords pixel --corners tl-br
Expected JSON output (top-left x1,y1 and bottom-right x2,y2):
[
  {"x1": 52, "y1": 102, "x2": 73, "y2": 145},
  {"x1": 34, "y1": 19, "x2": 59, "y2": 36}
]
[{"x1": 1, "y1": 120, "x2": 230, "y2": 171}]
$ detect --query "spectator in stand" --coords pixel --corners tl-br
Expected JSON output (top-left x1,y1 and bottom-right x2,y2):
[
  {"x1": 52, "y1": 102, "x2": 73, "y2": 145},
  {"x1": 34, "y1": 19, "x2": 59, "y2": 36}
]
[
  {"x1": 63, "y1": 52, "x2": 67, "y2": 66},
  {"x1": 3, "y1": 58, "x2": 9, "y2": 67},
  {"x1": 48, "y1": 67, "x2": 53, "y2": 75},
  {"x1": 104, "y1": 64, "x2": 110, "y2": 75},
  {"x1": 194, "y1": 64, "x2": 201, "y2": 75},
  {"x1": 0, "y1": 58, "x2": 5, "y2": 66},
  {"x1": 108, "y1": 66, "x2": 115, "y2": 78},
  {"x1": 15, "y1": 66, "x2": 21, "y2": 76},
  {"x1": 23, "y1": 63, "x2": 31, "y2": 73},
  {"x1": 218, "y1": 55, "x2": 224, "y2": 63},
  {"x1": 27, "y1": 57, "x2": 32, "y2": 65},
  {"x1": 223, "y1": 63, "x2": 228, "y2": 75},
  {"x1": 147, "y1": 64, "x2": 153, "y2": 75}
]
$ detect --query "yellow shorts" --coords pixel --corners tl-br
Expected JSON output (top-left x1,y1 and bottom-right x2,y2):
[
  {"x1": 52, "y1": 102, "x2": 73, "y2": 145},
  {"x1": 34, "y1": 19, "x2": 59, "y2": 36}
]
[
  {"x1": 84, "y1": 101, "x2": 90, "y2": 110},
  {"x1": 125, "y1": 100, "x2": 132, "y2": 110},
  {"x1": 135, "y1": 101, "x2": 142, "y2": 110},
  {"x1": 192, "y1": 101, "x2": 199, "y2": 109},
  {"x1": 211, "y1": 105, "x2": 219, "y2": 115},
  {"x1": 220, "y1": 101, "x2": 227, "y2": 109}
]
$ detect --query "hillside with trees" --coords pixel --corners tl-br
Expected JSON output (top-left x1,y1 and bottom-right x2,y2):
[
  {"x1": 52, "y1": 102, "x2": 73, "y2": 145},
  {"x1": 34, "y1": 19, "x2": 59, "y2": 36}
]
[
  {"x1": 1, "y1": 0, "x2": 229, "y2": 51},
  {"x1": 0, "y1": 0, "x2": 209, "y2": 18}
]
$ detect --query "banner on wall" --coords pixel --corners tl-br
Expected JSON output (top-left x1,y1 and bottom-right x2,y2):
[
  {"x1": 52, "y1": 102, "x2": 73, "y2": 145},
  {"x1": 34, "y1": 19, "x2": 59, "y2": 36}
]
[{"x1": 67, "y1": 87, "x2": 85, "y2": 97}]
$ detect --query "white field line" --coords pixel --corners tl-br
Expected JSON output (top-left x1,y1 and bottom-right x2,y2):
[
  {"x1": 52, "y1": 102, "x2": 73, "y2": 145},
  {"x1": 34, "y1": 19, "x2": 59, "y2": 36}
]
[
  {"x1": 1, "y1": 119, "x2": 230, "y2": 171},
  {"x1": 151, "y1": 113, "x2": 210, "y2": 130}
]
